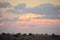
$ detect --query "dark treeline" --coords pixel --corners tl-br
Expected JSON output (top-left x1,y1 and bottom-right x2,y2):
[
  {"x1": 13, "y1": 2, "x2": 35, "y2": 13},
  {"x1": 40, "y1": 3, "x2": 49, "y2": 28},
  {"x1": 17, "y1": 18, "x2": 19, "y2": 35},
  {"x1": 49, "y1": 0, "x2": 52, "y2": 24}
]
[{"x1": 0, "y1": 33, "x2": 60, "y2": 40}]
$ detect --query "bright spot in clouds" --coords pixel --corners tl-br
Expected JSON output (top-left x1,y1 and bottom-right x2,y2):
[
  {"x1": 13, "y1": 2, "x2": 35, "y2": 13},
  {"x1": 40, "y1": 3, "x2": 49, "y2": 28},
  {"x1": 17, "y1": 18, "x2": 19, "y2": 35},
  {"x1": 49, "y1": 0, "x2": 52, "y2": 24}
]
[{"x1": 18, "y1": 13, "x2": 45, "y2": 20}]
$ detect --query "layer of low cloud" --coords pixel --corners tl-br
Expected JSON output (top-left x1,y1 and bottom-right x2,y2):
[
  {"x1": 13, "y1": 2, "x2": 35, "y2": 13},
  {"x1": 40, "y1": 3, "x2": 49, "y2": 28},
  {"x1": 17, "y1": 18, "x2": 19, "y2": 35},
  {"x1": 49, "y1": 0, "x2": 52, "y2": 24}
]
[{"x1": 0, "y1": 20, "x2": 60, "y2": 34}]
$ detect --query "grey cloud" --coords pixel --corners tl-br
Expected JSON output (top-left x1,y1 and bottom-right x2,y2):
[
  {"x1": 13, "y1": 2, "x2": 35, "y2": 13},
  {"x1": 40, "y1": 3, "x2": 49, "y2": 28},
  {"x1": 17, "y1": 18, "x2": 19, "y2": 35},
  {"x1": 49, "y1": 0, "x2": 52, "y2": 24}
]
[
  {"x1": 0, "y1": 2, "x2": 12, "y2": 8},
  {"x1": 23, "y1": 3, "x2": 60, "y2": 19},
  {"x1": 0, "y1": 12, "x2": 2, "y2": 17},
  {"x1": 24, "y1": 3, "x2": 60, "y2": 15},
  {"x1": 0, "y1": 12, "x2": 3, "y2": 23},
  {"x1": 7, "y1": 3, "x2": 60, "y2": 19},
  {"x1": 14, "y1": 3, "x2": 26, "y2": 9},
  {"x1": 7, "y1": 9, "x2": 26, "y2": 14},
  {"x1": 34, "y1": 15, "x2": 60, "y2": 19},
  {"x1": 14, "y1": 3, "x2": 60, "y2": 15},
  {"x1": 1, "y1": 18, "x2": 17, "y2": 22},
  {"x1": 43, "y1": 15, "x2": 60, "y2": 19},
  {"x1": 7, "y1": 9, "x2": 20, "y2": 14}
]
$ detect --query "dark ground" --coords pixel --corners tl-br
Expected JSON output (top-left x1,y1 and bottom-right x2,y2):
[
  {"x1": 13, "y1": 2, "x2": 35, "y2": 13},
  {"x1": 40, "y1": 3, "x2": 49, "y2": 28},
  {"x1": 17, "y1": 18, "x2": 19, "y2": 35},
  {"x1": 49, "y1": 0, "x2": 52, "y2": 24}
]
[{"x1": 0, "y1": 33, "x2": 60, "y2": 40}]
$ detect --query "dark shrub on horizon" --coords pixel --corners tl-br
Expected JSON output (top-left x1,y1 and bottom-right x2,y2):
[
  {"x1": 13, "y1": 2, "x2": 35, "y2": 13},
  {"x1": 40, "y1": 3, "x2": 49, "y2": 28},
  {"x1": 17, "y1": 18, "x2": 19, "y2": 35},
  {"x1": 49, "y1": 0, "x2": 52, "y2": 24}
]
[{"x1": 0, "y1": 33, "x2": 60, "y2": 40}]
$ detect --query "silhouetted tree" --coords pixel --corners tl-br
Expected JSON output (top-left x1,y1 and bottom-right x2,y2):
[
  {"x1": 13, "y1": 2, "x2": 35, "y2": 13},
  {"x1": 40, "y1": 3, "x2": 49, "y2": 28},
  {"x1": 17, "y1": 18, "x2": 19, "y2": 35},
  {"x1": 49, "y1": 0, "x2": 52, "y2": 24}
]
[
  {"x1": 23, "y1": 33, "x2": 27, "y2": 36},
  {"x1": 2, "y1": 33, "x2": 6, "y2": 35},
  {"x1": 28, "y1": 33, "x2": 33, "y2": 36}
]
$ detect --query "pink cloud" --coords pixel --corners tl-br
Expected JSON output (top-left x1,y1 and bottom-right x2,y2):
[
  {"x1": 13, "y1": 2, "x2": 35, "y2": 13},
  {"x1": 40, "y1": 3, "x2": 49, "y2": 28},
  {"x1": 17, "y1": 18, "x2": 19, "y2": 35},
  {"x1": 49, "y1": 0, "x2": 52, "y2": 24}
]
[
  {"x1": 16, "y1": 19, "x2": 60, "y2": 25},
  {"x1": 0, "y1": 22, "x2": 6, "y2": 27},
  {"x1": 0, "y1": 19, "x2": 60, "y2": 31}
]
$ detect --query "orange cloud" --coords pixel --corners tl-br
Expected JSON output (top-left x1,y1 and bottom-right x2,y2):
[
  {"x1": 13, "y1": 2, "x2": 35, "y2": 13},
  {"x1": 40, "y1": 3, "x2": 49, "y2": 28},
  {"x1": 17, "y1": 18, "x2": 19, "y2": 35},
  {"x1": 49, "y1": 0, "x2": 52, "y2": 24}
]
[{"x1": 18, "y1": 13, "x2": 45, "y2": 20}]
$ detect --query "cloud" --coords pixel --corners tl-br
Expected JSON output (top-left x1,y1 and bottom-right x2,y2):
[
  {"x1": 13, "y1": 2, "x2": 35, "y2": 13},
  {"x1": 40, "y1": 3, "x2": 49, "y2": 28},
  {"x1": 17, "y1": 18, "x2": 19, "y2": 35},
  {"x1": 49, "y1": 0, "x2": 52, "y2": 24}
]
[
  {"x1": 14, "y1": 3, "x2": 26, "y2": 9},
  {"x1": 24, "y1": 3, "x2": 60, "y2": 15},
  {"x1": 18, "y1": 13, "x2": 45, "y2": 20},
  {"x1": 7, "y1": 3, "x2": 26, "y2": 14},
  {"x1": 16, "y1": 19, "x2": 60, "y2": 25},
  {"x1": 21, "y1": 3, "x2": 60, "y2": 19},
  {"x1": 14, "y1": 3, "x2": 60, "y2": 15},
  {"x1": 35, "y1": 15, "x2": 60, "y2": 19},
  {"x1": 7, "y1": 9, "x2": 20, "y2": 14},
  {"x1": 4, "y1": 13, "x2": 18, "y2": 19},
  {"x1": 0, "y1": 22, "x2": 5, "y2": 27},
  {"x1": 0, "y1": 12, "x2": 2, "y2": 17},
  {"x1": 0, "y1": 2, "x2": 12, "y2": 8},
  {"x1": 6, "y1": 3, "x2": 60, "y2": 19}
]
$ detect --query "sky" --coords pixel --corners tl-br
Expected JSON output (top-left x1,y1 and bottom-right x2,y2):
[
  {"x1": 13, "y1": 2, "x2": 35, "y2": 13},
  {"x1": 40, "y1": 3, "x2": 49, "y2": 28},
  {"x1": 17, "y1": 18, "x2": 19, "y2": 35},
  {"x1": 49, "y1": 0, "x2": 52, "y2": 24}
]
[{"x1": 0, "y1": 0, "x2": 60, "y2": 35}]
